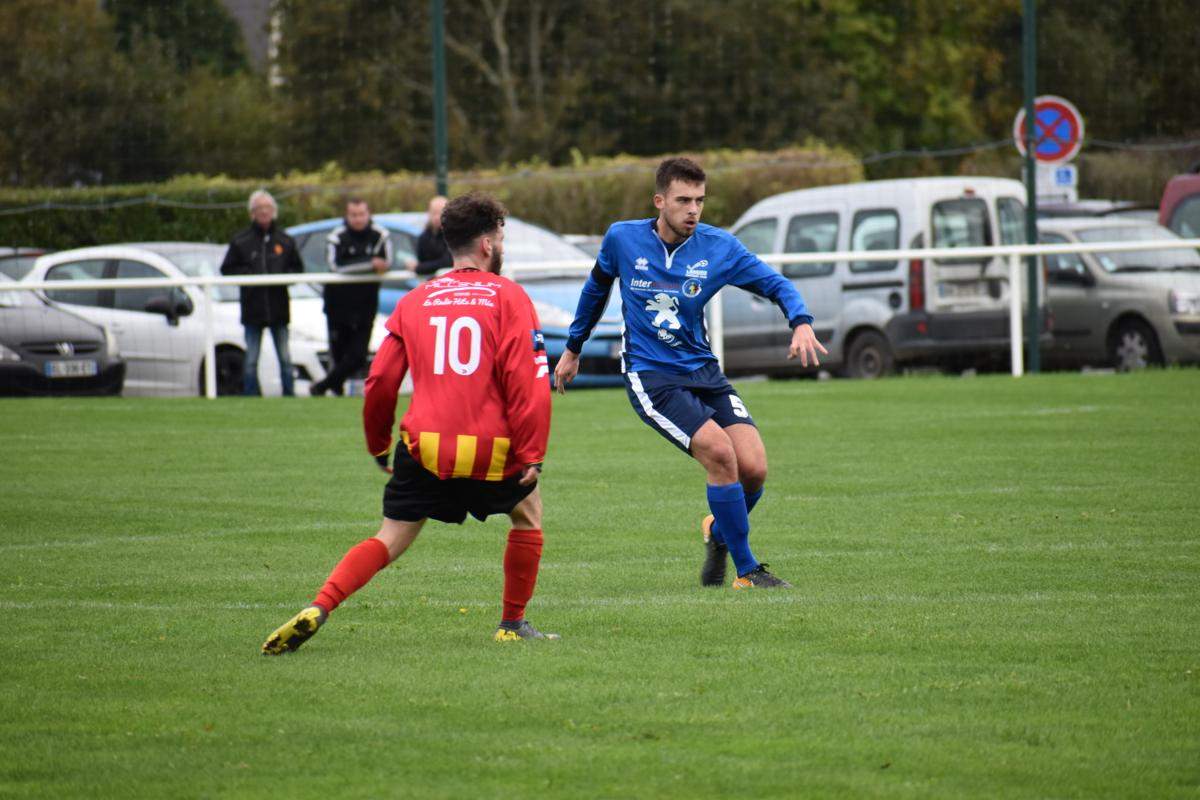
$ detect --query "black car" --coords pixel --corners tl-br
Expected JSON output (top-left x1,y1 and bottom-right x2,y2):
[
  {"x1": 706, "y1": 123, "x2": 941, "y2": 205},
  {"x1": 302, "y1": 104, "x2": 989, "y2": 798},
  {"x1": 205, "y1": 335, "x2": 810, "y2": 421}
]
[{"x1": 0, "y1": 277, "x2": 125, "y2": 396}]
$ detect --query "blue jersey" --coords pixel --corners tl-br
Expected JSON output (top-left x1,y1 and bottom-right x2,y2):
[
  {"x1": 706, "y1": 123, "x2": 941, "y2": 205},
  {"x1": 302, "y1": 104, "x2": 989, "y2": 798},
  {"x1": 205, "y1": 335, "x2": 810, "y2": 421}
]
[{"x1": 566, "y1": 218, "x2": 813, "y2": 374}]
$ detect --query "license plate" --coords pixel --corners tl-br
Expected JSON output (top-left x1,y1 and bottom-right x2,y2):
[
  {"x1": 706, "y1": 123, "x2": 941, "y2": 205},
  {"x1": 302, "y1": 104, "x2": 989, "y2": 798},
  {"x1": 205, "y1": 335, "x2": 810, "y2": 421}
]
[
  {"x1": 45, "y1": 359, "x2": 98, "y2": 378},
  {"x1": 937, "y1": 280, "x2": 985, "y2": 299}
]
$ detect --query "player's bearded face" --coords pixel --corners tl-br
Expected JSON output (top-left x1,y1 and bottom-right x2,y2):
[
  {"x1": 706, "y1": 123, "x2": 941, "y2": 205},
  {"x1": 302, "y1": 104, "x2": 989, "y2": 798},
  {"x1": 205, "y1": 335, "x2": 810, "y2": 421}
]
[
  {"x1": 657, "y1": 180, "x2": 705, "y2": 240},
  {"x1": 485, "y1": 231, "x2": 503, "y2": 273}
]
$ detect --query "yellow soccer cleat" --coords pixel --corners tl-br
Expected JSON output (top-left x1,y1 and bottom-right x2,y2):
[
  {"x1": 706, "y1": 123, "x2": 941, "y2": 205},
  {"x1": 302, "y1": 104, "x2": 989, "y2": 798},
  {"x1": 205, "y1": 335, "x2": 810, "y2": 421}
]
[
  {"x1": 492, "y1": 620, "x2": 560, "y2": 641},
  {"x1": 261, "y1": 605, "x2": 327, "y2": 655}
]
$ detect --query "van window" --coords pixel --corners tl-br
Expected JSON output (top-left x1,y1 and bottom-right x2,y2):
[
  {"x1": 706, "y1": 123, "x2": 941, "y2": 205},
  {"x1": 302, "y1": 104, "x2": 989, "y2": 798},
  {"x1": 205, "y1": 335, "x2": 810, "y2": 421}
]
[
  {"x1": 783, "y1": 213, "x2": 838, "y2": 278},
  {"x1": 1169, "y1": 195, "x2": 1200, "y2": 238},
  {"x1": 932, "y1": 198, "x2": 991, "y2": 263},
  {"x1": 997, "y1": 197, "x2": 1027, "y2": 245},
  {"x1": 850, "y1": 209, "x2": 899, "y2": 272},
  {"x1": 733, "y1": 218, "x2": 778, "y2": 255}
]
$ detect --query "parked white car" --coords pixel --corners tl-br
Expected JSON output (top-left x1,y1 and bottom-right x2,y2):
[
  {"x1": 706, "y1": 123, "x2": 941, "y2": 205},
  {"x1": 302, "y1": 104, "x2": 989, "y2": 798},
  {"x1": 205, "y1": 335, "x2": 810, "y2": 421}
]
[{"x1": 24, "y1": 243, "x2": 334, "y2": 396}]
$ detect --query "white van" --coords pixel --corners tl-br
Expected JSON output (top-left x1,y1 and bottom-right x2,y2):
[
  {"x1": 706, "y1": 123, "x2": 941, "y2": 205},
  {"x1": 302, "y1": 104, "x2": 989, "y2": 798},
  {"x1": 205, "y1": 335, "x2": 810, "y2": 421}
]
[{"x1": 724, "y1": 176, "x2": 1037, "y2": 377}]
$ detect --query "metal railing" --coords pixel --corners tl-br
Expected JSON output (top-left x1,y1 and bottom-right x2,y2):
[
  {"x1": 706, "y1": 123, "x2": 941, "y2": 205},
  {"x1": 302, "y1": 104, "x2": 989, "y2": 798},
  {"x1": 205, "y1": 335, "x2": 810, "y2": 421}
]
[{"x1": 10, "y1": 235, "x2": 1200, "y2": 396}]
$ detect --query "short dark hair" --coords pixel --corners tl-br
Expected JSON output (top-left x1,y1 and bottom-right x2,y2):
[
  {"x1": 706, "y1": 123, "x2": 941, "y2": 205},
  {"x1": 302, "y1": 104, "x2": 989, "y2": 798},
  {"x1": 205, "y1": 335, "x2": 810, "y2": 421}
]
[
  {"x1": 345, "y1": 196, "x2": 368, "y2": 209},
  {"x1": 440, "y1": 192, "x2": 507, "y2": 254},
  {"x1": 655, "y1": 157, "x2": 706, "y2": 193}
]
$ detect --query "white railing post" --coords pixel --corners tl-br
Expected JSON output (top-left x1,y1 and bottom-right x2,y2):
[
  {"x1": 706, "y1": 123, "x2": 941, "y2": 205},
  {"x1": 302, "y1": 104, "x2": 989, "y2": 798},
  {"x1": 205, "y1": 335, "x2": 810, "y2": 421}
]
[
  {"x1": 203, "y1": 284, "x2": 217, "y2": 399},
  {"x1": 710, "y1": 287, "x2": 725, "y2": 371},
  {"x1": 1008, "y1": 252, "x2": 1024, "y2": 378}
]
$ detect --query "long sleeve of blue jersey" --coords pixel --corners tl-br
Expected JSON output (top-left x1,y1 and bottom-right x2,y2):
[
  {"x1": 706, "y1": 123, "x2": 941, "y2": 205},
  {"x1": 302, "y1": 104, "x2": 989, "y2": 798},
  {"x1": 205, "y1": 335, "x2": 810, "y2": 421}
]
[
  {"x1": 728, "y1": 239, "x2": 814, "y2": 328},
  {"x1": 565, "y1": 233, "x2": 619, "y2": 353}
]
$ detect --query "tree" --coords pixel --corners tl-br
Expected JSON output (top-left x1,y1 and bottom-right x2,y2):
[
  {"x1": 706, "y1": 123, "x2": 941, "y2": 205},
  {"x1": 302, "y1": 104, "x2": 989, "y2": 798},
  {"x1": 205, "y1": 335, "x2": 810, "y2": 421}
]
[
  {"x1": 104, "y1": 0, "x2": 248, "y2": 75},
  {"x1": 271, "y1": 0, "x2": 432, "y2": 172},
  {"x1": 0, "y1": 0, "x2": 178, "y2": 185}
]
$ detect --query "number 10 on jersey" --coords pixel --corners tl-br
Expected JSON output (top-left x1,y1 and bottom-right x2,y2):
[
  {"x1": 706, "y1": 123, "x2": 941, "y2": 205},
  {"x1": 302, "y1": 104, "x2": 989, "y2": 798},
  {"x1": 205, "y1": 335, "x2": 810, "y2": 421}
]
[{"x1": 429, "y1": 316, "x2": 482, "y2": 376}]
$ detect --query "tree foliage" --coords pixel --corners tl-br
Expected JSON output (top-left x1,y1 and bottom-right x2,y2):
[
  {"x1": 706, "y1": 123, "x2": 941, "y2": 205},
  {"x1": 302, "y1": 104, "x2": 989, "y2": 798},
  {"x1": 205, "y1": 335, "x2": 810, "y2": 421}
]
[{"x1": 0, "y1": 0, "x2": 1196, "y2": 189}]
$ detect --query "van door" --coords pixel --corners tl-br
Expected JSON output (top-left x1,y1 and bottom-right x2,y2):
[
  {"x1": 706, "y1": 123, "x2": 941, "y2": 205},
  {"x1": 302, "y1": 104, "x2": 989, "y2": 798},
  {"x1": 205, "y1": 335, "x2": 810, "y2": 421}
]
[
  {"x1": 841, "y1": 206, "x2": 904, "y2": 335},
  {"x1": 927, "y1": 196, "x2": 1005, "y2": 313},
  {"x1": 723, "y1": 216, "x2": 779, "y2": 374}
]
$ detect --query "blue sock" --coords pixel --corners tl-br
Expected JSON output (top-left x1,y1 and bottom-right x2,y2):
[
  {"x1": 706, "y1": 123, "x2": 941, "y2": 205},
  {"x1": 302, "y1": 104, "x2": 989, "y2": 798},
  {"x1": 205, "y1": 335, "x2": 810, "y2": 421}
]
[
  {"x1": 710, "y1": 486, "x2": 764, "y2": 546},
  {"x1": 707, "y1": 482, "x2": 758, "y2": 576}
]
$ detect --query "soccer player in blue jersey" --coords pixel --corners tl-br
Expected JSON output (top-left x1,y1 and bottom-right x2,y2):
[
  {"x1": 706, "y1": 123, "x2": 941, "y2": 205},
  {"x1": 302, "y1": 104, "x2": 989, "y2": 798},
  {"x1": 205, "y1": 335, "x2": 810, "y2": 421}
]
[{"x1": 554, "y1": 157, "x2": 826, "y2": 588}]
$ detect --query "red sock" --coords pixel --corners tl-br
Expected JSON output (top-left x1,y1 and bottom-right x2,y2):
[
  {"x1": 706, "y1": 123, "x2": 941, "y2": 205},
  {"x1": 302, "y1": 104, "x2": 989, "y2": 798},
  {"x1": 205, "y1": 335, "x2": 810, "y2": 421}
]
[
  {"x1": 313, "y1": 537, "x2": 390, "y2": 614},
  {"x1": 502, "y1": 528, "x2": 543, "y2": 622}
]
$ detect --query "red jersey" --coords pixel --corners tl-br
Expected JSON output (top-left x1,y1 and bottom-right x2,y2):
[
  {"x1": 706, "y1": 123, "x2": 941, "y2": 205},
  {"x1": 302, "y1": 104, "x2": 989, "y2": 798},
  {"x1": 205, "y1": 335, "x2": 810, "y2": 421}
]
[{"x1": 362, "y1": 267, "x2": 551, "y2": 481}]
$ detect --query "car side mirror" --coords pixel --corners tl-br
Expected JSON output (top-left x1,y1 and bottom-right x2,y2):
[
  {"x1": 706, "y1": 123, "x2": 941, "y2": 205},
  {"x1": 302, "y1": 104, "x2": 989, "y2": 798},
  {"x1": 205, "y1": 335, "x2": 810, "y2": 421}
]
[{"x1": 144, "y1": 292, "x2": 193, "y2": 325}]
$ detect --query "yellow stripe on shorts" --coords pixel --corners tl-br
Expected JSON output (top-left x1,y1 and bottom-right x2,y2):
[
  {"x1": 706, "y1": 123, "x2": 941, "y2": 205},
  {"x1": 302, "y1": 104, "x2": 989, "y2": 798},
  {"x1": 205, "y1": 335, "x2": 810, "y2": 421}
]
[
  {"x1": 452, "y1": 435, "x2": 478, "y2": 479},
  {"x1": 486, "y1": 437, "x2": 510, "y2": 482},
  {"x1": 418, "y1": 431, "x2": 440, "y2": 474}
]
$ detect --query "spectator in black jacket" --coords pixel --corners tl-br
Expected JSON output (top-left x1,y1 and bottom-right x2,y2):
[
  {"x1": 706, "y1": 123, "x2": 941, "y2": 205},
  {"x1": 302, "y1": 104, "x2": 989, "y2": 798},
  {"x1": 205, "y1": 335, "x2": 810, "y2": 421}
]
[
  {"x1": 406, "y1": 195, "x2": 452, "y2": 277},
  {"x1": 220, "y1": 190, "x2": 303, "y2": 396},
  {"x1": 311, "y1": 198, "x2": 392, "y2": 396}
]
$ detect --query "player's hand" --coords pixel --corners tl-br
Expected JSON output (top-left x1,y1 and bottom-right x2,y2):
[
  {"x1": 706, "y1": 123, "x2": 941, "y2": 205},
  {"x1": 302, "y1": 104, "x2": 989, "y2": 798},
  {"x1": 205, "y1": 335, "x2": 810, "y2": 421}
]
[
  {"x1": 371, "y1": 257, "x2": 388, "y2": 274},
  {"x1": 374, "y1": 453, "x2": 393, "y2": 474},
  {"x1": 553, "y1": 350, "x2": 580, "y2": 395},
  {"x1": 788, "y1": 323, "x2": 828, "y2": 367},
  {"x1": 518, "y1": 463, "x2": 542, "y2": 486}
]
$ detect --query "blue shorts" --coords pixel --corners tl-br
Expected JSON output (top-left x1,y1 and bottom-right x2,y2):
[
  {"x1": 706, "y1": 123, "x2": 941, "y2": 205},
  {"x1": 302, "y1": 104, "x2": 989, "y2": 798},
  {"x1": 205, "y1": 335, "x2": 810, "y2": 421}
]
[{"x1": 624, "y1": 362, "x2": 756, "y2": 453}]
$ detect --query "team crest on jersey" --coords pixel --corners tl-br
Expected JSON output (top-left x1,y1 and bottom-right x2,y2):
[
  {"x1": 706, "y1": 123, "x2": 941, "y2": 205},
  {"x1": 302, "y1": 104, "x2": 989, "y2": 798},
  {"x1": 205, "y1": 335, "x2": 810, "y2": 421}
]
[
  {"x1": 683, "y1": 278, "x2": 703, "y2": 298},
  {"x1": 645, "y1": 293, "x2": 681, "y2": 330},
  {"x1": 531, "y1": 329, "x2": 545, "y2": 352},
  {"x1": 634, "y1": 257, "x2": 650, "y2": 271}
]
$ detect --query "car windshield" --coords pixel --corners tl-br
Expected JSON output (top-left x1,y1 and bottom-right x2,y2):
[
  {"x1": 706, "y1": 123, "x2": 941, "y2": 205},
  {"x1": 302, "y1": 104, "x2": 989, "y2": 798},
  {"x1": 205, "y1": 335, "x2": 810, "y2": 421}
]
[
  {"x1": 0, "y1": 254, "x2": 40, "y2": 281},
  {"x1": 0, "y1": 276, "x2": 36, "y2": 307},
  {"x1": 1076, "y1": 225, "x2": 1200, "y2": 272}
]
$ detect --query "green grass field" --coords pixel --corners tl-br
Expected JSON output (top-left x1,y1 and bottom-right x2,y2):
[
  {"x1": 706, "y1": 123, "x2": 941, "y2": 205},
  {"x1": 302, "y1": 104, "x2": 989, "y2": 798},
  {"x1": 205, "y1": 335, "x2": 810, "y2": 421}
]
[{"x1": 2, "y1": 371, "x2": 1198, "y2": 798}]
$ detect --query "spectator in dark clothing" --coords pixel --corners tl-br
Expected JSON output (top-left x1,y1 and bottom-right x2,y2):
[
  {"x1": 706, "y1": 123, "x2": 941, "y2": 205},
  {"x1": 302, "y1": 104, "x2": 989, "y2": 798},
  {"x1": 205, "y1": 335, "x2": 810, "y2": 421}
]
[
  {"x1": 220, "y1": 189, "x2": 302, "y2": 396},
  {"x1": 406, "y1": 195, "x2": 452, "y2": 277},
  {"x1": 311, "y1": 198, "x2": 392, "y2": 396}
]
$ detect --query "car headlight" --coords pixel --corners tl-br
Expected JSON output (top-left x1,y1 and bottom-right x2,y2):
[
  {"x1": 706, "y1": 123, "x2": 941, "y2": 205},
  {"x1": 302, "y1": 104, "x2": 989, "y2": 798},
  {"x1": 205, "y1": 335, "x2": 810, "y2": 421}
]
[
  {"x1": 532, "y1": 300, "x2": 575, "y2": 328},
  {"x1": 0, "y1": 343, "x2": 21, "y2": 362},
  {"x1": 1168, "y1": 290, "x2": 1200, "y2": 316},
  {"x1": 103, "y1": 326, "x2": 120, "y2": 357}
]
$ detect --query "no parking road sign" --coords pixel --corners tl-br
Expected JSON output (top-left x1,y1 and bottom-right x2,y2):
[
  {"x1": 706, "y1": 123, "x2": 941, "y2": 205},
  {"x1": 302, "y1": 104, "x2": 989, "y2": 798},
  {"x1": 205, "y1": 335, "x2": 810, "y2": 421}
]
[{"x1": 1013, "y1": 95, "x2": 1085, "y2": 164}]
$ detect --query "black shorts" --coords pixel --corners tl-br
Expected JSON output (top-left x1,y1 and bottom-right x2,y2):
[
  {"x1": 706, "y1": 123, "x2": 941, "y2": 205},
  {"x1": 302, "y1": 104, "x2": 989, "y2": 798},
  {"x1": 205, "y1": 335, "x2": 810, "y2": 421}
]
[{"x1": 382, "y1": 445, "x2": 536, "y2": 524}]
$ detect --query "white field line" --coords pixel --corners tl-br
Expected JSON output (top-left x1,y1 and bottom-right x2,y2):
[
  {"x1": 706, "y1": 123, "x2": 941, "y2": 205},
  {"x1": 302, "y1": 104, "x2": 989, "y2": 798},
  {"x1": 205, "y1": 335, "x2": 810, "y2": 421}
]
[{"x1": 1, "y1": 589, "x2": 1193, "y2": 615}]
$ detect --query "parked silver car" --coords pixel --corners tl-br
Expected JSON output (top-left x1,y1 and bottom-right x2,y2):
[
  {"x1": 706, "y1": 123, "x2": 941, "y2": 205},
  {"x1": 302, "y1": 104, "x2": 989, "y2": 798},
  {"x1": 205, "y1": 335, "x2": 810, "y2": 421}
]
[{"x1": 1040, "y1": 218, "x2": 1200, "y2": 370}]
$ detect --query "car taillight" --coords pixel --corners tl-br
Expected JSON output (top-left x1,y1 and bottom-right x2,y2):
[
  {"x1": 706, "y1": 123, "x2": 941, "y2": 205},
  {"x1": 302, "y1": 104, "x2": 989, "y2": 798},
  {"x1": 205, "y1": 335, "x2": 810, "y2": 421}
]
[{"x1": 909, "y1": 258, "x2": 925, "y2": 311}]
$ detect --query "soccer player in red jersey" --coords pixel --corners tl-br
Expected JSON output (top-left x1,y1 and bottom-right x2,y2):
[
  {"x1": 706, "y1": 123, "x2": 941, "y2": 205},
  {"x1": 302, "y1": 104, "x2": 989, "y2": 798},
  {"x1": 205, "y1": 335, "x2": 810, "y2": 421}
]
[{"x1": 262, "y1": 193, "x2": 556, "y2": 653}]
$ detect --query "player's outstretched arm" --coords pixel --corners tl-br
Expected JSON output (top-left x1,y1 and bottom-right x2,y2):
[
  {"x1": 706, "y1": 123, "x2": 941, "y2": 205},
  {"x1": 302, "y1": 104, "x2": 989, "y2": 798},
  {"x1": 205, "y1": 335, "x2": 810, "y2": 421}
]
[
  {"x1": 553, "y1": 349, "x2": 580, "y2": 395},
  {"x1": 788, "y1": 323, "x2": 828, "y2": 367}
]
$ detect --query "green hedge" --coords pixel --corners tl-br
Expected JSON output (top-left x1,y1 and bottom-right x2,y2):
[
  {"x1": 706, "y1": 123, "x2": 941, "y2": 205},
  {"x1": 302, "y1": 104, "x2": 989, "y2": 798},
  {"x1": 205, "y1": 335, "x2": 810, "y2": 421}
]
[{"x1": 0, "y1": 145, "x2": 862, "y2": 250}]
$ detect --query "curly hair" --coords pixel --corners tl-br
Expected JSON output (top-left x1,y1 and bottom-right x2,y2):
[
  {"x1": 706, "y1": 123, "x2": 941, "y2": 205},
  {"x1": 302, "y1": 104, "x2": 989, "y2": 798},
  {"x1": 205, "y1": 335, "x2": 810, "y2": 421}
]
[{"x1": 440, "y1": 192, "x2": 508, "y2": 254}]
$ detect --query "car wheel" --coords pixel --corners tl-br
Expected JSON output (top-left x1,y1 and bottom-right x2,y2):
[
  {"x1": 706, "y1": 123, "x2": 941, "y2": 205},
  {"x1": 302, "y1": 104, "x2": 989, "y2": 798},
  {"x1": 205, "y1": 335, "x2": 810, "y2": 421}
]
[
  {"x1": 843, "y1": 331, "x2": 894, "y2": 379},
  {"x1": 200, "y1": 347, "x2": 246, "y2": 396},
  {"x1": 1109, "y1": 320, "x2": 1162, "y2": 372}
]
